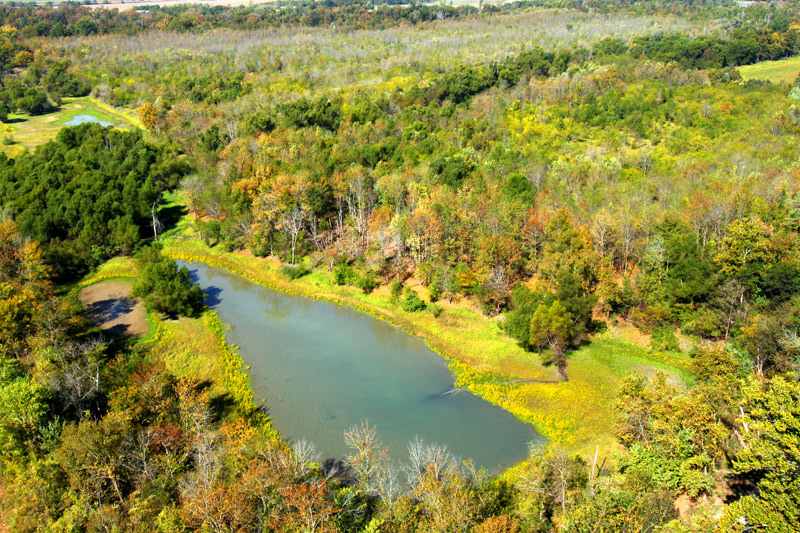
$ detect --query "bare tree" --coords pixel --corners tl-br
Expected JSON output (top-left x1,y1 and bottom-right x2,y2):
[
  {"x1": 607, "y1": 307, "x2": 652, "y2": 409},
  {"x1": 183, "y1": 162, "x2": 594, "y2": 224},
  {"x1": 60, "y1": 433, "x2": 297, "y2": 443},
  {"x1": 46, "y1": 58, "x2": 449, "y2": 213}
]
[
  {"x1": 151, "y1": 194, "x2": 163, "y2": 242},
  {"x1": 345, "y1": 171, "x2": 375, "y2": 255},
  {"x1": 343, "y1": 421, "x2": 395, "y2": 499},
  {"x1": 282, "y1": 204, "x2": 307, "y2": 265}
]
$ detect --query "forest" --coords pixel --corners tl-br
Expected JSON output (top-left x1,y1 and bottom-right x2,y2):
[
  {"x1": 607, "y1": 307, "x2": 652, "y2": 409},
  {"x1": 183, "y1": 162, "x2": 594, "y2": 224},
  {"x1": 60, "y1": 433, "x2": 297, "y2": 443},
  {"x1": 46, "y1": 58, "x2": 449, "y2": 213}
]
[{"x1": 1, "y1": 0, "x2": 799, "y2": 531}]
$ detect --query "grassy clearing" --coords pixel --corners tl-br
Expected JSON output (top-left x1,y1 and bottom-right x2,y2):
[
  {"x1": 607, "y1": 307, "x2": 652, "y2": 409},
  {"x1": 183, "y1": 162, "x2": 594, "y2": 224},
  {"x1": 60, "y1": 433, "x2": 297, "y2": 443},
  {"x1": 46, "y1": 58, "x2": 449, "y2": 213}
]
[
  {"x1": 161, "y1": 237, "x2": 692, "y2": 457},
  {"x1": 75, "y1": 256, "x2": 139, "y2": 289},
  {"x1": 738, "y1": 55, "x2": 800, "y2": 84},
  {"x1": 141, "y1": 312, "x2": 229, "y2": 399},
  {"x1": 0, "y1": 96, "x2": 137, "y2": 157}
]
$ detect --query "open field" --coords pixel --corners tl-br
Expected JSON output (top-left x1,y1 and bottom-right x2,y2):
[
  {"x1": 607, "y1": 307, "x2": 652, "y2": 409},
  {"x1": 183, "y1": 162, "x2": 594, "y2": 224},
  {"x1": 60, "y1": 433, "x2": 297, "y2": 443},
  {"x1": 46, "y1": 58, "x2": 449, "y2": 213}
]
[
  {"x1": 0, "y1": 96, "x2": 137, "y2": 157},
  {"x1": 161, "y1": 232, "x2": 692, "y2": 457},
  {"x1": 738, "y1": 55, "x2": 800, "y2": 84}
]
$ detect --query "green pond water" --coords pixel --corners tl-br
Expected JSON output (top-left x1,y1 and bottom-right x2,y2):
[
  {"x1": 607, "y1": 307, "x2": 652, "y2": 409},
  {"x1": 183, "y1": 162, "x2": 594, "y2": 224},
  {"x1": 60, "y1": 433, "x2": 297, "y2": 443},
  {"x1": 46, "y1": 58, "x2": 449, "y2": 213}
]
[{"x1": 181, "y1": 261, "x2": 543, "y2": 472}]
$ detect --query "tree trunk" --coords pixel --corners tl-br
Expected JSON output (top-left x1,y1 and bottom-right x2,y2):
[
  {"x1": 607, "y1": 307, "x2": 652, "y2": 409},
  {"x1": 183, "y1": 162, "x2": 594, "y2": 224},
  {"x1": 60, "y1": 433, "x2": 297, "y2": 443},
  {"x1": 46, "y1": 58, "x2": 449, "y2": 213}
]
[{"x1": 151, "y1": 195, "x2": 161, "y2": 242}]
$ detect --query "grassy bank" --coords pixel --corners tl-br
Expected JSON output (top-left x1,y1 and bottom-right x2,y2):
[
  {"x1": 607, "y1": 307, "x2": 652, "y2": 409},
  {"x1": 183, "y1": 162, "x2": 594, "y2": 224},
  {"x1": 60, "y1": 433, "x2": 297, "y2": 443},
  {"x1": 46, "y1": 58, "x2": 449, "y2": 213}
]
[
  {"x1": 161, "y1": 237, "x2": 692, "y2": 457},
  {"x1": 74, "y1": 257, "x2": 266, "y2": 425}
]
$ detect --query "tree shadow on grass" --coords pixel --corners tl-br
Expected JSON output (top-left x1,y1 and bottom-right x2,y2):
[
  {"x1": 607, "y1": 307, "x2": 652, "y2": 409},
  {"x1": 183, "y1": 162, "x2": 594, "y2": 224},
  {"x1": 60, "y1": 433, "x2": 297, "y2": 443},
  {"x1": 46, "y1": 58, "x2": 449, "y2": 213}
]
[
  {"x1": 106, "y1": 322, "x2": 132, "y2": 336},
  {"x1": 159, "y1": 203, "x2": 187, "y2": 233},
  {"x1": 85, "y1": 296, "x2": 135, "y2": 322},
  {"x1": 194, "y1": 380, "x2": 240, "y2": 420},
  {"x1": 210, "y1": 392, "x2": 238, "y2": 420}
]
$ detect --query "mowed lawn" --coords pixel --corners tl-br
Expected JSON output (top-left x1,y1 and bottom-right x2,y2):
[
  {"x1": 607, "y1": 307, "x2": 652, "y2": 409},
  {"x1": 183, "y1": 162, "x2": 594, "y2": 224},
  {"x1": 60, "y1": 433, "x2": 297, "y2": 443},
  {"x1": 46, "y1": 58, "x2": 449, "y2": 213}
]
[
  {"x1": 739, "y1": 55, "x2": 800, "y2": 84},
  {"x1": 1, "y1": 96, "x2": 139, "y2": 157}
]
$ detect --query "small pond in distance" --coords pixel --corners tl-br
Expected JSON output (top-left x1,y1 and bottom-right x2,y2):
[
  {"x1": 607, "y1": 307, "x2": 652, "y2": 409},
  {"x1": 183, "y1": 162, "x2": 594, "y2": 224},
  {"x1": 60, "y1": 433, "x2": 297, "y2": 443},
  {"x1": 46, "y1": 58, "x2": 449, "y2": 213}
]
[
  {"x1": 63, "y1": 114, "x2": 121, "y2": 127},
  {"x1": 181, "y1": 261, "x2": 543, "y2": 472}
]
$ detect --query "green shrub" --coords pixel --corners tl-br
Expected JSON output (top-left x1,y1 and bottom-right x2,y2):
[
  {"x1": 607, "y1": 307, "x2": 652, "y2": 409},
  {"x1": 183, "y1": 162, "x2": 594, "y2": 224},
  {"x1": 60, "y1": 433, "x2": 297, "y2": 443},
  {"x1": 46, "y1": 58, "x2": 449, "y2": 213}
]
[
  {"x1": 132, "y1": 245, "x2": 204, "y2": 318},
  {"x1": 356, "y1": 274, "x2": 377, "y2": 294},
  {"x1": 651, "y1": 324, "x2": 680, "y2": 352},
  {"x1": 681, "y1": 307, "x2": 721, "y2": 338},
  {"x1": 281, "y1": 264, "x2": 310, "y2": 280},
  {"x1": 428, "y1": 281, "x2": 442, "y2": 303},
  {"x1": 402, "y1": 289, "x2": 427, "y2": 312},
  {"x1": 430, "y1": 304, "x2": 444, "y2": 318},
  {"x1": 390, "y1": 279, "x2": 403, "y2": 299},
  {"x1": 333, "y1": 263, "x2": 355, "y2": 286}
]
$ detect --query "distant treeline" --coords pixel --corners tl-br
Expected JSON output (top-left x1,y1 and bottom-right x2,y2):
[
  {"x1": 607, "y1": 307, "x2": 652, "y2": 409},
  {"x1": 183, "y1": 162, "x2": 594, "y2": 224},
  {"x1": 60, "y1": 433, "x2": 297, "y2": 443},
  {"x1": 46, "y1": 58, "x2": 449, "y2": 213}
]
[
  {"x1": 0, "y1": 0, "x2": 759, "y2": 37},
  {"x1": 417, "y1": 22, "x2": 800, "y2": 108},
  {"x1": 0, "y1": 1, "x2": 486, "y2": 37}
]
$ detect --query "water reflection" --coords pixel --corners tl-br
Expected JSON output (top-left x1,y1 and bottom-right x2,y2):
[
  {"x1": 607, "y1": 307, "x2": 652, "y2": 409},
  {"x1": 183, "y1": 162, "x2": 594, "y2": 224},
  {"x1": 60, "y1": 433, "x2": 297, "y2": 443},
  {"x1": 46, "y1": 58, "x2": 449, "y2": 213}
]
[{"x1": 179, "y1": 260, "x2": 543, "y2": 473}]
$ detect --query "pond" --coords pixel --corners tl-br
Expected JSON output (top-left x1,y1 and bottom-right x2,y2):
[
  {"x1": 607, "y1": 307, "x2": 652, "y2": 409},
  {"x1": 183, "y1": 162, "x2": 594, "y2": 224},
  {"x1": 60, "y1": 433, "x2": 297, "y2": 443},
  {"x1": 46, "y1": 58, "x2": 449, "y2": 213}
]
[
  {"x1": 63, "y1": 114, "x2": 122, "y2": 127},
  {"x1": 181, "y1": 261, "x2": 543, "y2": 473}
]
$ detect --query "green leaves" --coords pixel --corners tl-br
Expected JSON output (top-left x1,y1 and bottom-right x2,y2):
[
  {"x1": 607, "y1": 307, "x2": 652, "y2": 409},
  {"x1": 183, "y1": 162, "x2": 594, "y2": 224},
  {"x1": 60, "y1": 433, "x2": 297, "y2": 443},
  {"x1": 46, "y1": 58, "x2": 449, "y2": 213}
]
[
  {"x1": 0, "y1": 123, "x2": 187, "y2": 281},
  {"x1": 0, "y1": 366, "x2": 49, "y2": 458},
  {"x1": 722, "y1": 377, "x2": 800, "y2": 530},
  {"x1": 131, "y1": 245, "x2": 203, "y2": 318},
  {"x1": 402, "y1": 288, "x2": 427, "y2": 313}
]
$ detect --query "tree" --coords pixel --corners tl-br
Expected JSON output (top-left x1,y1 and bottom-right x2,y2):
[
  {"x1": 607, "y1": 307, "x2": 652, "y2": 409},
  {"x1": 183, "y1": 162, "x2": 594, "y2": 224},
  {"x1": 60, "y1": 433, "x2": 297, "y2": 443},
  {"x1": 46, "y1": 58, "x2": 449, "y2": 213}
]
[
  {"x1": 405, "y1": 436, "x2": 486, "y2": 532},
  {"x1": 402, "y1": 289, "x2": 427, "y2": 312},
  {"x1": 271, "y1": 482, "x2": 339, "y2": 532},
  {"x1": 254, "y1": 173, "x2": 311, "y2": 265},
  {"x1": 344, "y1": 168, "x2": 375, "y2": 255},
  {"x1": 343, "y1": 421, "x2": 396, "y2": 502},
  {"x1": 714, "y1": 216, "x2": 775, "y2": 296},
  {"x1": 55, "y1": 411, "x2": 134, "y2": 504},
  {"x1": 554, "y1": 270, "x2": 596, "y2": 342},
  {"x1": 720, "y1": 377, "x2": 800, "y2": 531},
  {"x1": 529, "y1": 300, "x2": 572, "y2": 380},
  {"x1": 0, "y1": 358, "x2": 48, "y2": 458},
  {"x1": 131, "y1": 245, "x2": 203, "y2": 318},
  {"x1": 517, "y1": 448, "x2": 588, "y2": 526},
  {"x1": 137, "y1": 102, "x2": 159, "y2": 132},
  {"x1": 181, "y1": 174, "x2": 206, "y2": 220},
  {"x1": 0, "y1": 124, "x2": 187, "y2": 280},
  {"x1": 739, "y1": 314, "x2": 794, "y2": 377}
]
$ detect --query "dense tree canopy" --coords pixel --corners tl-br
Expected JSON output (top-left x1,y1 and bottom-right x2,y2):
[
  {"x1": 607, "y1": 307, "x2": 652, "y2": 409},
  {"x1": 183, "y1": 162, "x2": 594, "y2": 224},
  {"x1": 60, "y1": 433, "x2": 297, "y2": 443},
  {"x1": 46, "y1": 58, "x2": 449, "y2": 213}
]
[{"x1": 0, "y1": 124, "x2": 188, "y2": 279}]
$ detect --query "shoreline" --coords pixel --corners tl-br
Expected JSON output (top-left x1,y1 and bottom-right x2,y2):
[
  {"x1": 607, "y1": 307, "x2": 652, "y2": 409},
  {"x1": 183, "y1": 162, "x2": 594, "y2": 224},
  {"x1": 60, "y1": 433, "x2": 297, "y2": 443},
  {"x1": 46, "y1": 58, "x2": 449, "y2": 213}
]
[
  {"x1": 74, "y1": 238, "x2": 692, "y2": 460},
  {"x1": 73, "y1": 252, "x2": 536, "y2": 476},
  {"x1": 161, "y1": 237, "x2": 565, "y2": 446}
]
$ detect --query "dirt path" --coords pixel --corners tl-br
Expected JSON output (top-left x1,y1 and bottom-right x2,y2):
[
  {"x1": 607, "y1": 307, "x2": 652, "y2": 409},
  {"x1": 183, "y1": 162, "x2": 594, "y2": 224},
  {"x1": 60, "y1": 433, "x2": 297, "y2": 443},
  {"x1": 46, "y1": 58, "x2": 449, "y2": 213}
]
[{"x1": 78, "y1": 281, "x2": 148, "y2": 337}]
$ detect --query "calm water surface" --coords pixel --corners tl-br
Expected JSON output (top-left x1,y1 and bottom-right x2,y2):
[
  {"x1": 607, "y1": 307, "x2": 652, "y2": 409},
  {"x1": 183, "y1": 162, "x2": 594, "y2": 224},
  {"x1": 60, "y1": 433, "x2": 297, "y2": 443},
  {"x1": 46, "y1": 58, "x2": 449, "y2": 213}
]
[
  {"x1": 63, "y1": 114, "x2": 120, "y2": 127},
  {"x1": 181, "y1": 261, "x2": 542, "y2": 472}
]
